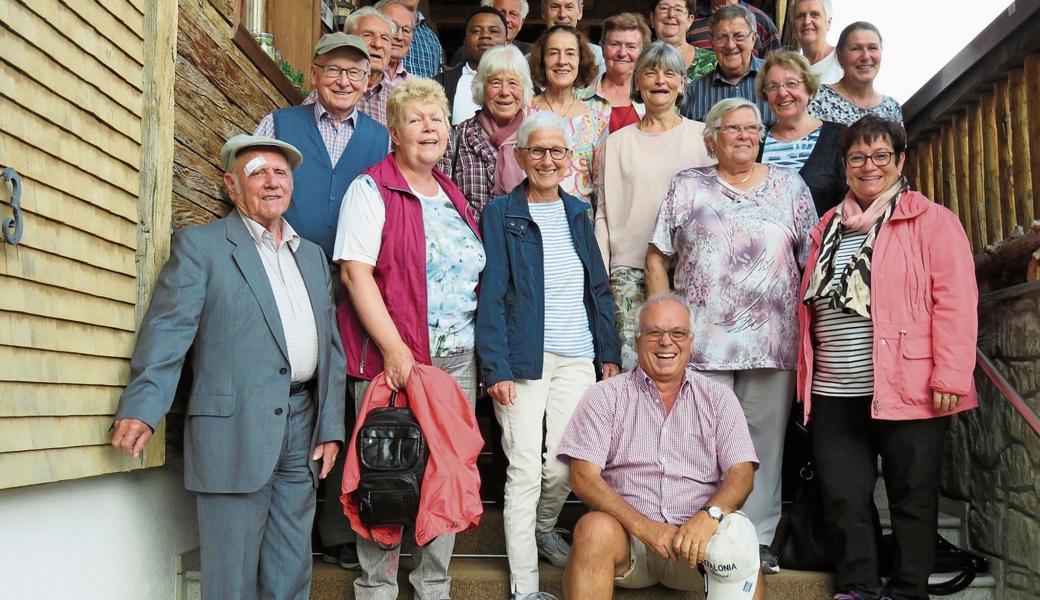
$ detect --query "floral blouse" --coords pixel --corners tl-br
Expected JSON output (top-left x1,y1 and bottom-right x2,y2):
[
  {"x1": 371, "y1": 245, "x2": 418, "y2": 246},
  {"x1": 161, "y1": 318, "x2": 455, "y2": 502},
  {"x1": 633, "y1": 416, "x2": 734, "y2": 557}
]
[
  {"x1": 808, "y1": 84, "x2": 903, "y2": 126},
  {"x1": 526, "y1": 97, "x2": 610, "y2": 203},
  {"x1": 650, "y1": 165, "x2": 818, "y2": 370}
]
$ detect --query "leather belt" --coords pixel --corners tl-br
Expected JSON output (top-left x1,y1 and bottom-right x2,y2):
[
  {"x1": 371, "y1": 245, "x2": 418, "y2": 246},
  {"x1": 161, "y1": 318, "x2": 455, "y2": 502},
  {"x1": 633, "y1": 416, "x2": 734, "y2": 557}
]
[{"x1": 289, "y1": 381, "x2": 312, "y2": 395}]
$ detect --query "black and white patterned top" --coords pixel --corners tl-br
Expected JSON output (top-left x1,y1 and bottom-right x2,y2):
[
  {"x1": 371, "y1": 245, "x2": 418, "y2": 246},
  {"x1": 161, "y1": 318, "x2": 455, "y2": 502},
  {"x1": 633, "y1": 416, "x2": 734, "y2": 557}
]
[{"x1": 808, "y1": 84, "x2": 903, "y2": 126}]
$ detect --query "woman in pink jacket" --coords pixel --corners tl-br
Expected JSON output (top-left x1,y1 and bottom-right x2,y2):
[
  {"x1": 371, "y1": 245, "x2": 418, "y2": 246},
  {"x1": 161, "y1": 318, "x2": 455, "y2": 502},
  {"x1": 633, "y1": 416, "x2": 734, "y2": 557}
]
[{"x1": 796, "y1": 115, "x2": 978, "y2": 600}]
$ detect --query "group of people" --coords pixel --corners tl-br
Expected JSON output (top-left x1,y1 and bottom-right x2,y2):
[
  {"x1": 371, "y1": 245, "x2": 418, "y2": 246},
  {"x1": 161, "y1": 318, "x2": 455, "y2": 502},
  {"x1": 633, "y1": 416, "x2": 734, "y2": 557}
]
[{"x1": 109, "y1": 1, "x2": 980, "y2": 600}]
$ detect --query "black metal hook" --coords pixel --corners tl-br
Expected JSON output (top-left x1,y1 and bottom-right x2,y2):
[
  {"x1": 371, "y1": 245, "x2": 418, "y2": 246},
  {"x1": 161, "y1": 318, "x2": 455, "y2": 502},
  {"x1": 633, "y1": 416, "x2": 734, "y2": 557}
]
[{"x1": 2, "y1": 167, "x2": 23, "y2": 245}]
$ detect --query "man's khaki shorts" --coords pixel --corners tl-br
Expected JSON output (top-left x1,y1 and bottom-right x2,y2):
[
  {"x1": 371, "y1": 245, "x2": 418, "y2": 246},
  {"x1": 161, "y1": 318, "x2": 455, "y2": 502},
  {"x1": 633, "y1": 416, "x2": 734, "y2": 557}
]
[{"x1": 614, "y1": 533, "x2": 706, "y2": 593}]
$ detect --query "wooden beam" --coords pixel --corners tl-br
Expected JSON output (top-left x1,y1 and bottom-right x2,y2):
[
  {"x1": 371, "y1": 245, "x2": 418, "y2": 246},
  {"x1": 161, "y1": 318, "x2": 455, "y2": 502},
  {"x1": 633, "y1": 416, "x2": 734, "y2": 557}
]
[
  {"x1": 1025, "y1": 54, "x2": 1040, "y2": 224},
  {"x1": 1009, "y1": 68, "x2": 1035, "y2": 229},
  {"x1": 995, "y1": 81, "x2": 1017, "y2": 238},
  {"x1": 961, "y1": 108, "x2": 985, "y2": 252},
  {"x1": 981, "y1": 89, "x2": 1003, "y2": 243},
  {"x1": 941, "y1": 122, "x2": 960, "y2": 219}
]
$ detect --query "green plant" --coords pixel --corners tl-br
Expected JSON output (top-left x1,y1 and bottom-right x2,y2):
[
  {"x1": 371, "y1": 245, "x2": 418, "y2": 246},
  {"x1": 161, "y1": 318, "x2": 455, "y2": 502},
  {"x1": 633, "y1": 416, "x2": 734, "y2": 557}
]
[{"x1": 279, "y1": 61, "x2": 306, "y2": 92}]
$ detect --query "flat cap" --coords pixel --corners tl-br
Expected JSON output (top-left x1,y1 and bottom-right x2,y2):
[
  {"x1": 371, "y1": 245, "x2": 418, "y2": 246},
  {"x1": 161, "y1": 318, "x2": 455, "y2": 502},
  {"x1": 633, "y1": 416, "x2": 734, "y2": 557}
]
[
  {"x1": 219, "y1": 135, "x2": 304, "y2": 172},
  {"x1": 314, "y1": 32, "x2": 370, "y2": 59}
]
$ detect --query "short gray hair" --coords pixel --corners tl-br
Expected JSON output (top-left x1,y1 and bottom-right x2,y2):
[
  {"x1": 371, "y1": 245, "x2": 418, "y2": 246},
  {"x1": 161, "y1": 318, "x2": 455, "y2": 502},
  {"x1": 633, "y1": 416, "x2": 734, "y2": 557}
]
[
  {"x1": 482, "y1": 0, "x2": 530, "y2": 20},
  {"x1": 709, "y1": 3, "x2": 756, "y2": 35},
  {"x1": 375, "y1": 0, "x2": 417, "y2": 23},
  {"x1": 516, "y1": 110, "x2": 572, "y2": 148},
  {"x1": 344, "y1": 6, "x2": 397, "y2": 37},
  {"x1": 631, "y1": 41, "x2": 686, "y2": 105},
  {"x1": 471, "y1": 45, "x2": 534, "y2": 107},
  {"x1": 702, "y1": 97, "x2": 762, "y2": 157},
  {"x1": 633, "y1": 292, "x2": 695, "y2": 335},
  {"x1": 793, "y1": 0, "x2": 831, "y2": 19}
]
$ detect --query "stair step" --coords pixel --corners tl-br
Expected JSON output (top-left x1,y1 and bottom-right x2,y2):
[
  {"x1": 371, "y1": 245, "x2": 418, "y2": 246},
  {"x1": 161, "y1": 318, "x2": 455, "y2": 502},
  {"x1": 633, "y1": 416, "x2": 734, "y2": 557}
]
[
  {"x1": 310, "y1": 558, "x2": 834, "y2": 599},
  {"x1": 927, "y1": 573, "x2": 997, "y2": 600},
  {"x1": 878, "y1": 509, "x2": 964, "y2": 546},
  {"x1": 454, "y1": 501, "x2": 587, "y2": 555}
]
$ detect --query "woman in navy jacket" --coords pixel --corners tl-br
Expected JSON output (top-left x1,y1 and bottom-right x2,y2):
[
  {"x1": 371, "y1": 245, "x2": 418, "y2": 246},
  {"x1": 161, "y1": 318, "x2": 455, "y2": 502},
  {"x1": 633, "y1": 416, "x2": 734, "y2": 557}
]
[{"x1": 476, "y1": 110, "x2": 621, "y2": 600}]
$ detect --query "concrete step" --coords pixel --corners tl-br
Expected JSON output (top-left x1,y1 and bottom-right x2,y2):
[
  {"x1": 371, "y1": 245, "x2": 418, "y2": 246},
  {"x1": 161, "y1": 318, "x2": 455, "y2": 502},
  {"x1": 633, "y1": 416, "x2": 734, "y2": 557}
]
[
  {"x1": 310, "y1": 558, "x2": 834, "y2": 600},
  {"x1": 927, "y1": 572, "x2": 997, "y2": 600},
  {"x1": 878, "y1": 509, "x2": 964, "y2": 547}
]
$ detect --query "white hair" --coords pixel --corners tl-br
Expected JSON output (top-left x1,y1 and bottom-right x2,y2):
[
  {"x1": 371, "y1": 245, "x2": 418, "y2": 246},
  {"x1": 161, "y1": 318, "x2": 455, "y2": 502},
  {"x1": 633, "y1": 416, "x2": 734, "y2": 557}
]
[
  {"x1": 633, "y1": 292, "x2": 695, "y2": 335},
  {"x1": 792, "y1": 0, "x2": 832, "y2": 19},
  {"x1": 471, "y1": 45, "x2": 534, "y2": 107},
  {"x1": 702, "y1": 97, "x2": 762, "y2": 157},
  {"x1": 481, "y1": 0, "x2": 530, "y2": 20},
  {"x1": 344, "y1": 6, "x2": 397, "y2": 36},
  {"x1": 516, "y1": 110, "x2": 573, "y2": 148}
]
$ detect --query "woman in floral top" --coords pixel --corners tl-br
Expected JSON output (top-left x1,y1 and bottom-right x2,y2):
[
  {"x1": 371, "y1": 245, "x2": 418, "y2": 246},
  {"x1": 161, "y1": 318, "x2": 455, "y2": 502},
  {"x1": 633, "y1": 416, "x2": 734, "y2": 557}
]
[
  {"x1": 649, "y1": 0, "x2": 717, "y2": 81},
  {"x1": 645, "y1": 97, "x2": 818, "y2": 574},
  {"x1": 807, "y1": 21, "x2": 902, "y2": 125},
  {"x1": 527, "y1": 25, "x2": 609, "y2": 204}
]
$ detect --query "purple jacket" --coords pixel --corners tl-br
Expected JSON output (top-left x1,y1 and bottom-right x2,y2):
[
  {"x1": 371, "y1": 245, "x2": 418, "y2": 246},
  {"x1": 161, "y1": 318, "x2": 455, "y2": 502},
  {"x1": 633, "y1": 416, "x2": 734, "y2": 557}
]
[{"x1": 337, "y1": 154, "x2": 480, "y2": 380}]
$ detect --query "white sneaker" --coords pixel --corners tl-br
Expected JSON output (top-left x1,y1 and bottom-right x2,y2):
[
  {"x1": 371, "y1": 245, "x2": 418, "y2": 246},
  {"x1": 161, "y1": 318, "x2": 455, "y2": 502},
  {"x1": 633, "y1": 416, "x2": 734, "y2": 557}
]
[
  {"x1": 513, "y1": 593, "x2": 559, "y2": 600},
  {"x1": 537, "y1": 528, "x2": 571, "y2": 568}
]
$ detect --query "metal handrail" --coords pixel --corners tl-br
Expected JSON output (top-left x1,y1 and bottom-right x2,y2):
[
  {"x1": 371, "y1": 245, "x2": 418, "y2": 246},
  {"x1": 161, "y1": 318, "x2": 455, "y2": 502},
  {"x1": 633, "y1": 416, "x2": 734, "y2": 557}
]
[{"x1": 976, "y1": 348, "x2": 1040, "y2": 436}]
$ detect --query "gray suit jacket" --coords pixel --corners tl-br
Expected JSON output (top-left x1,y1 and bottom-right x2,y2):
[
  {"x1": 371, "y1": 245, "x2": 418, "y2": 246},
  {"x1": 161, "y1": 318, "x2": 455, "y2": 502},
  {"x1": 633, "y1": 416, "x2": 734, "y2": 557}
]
[{"x1": 115, "y1": 212, "x2": 347, "y2": 494}]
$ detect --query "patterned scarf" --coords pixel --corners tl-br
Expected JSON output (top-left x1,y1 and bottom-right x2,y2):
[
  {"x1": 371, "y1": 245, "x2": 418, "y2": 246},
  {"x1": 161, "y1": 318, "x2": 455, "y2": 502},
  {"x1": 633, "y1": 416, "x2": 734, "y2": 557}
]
[
  {"x1": 477, "y1": 109, "x2": 526, "y2": 197},
  {"x1": 803, "y1": 178, "x2": 907, "y2": 318}
]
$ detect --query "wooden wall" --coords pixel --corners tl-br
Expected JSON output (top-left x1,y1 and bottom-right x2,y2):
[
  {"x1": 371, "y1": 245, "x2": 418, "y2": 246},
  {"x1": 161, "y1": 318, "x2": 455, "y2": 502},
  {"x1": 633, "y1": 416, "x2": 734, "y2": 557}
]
[
  {"x1": 0, "y1": 0, "x2": 162, "y2": 488},
  {"x1": 173, "y1": 0, "x2": 298, "y2": 228}
]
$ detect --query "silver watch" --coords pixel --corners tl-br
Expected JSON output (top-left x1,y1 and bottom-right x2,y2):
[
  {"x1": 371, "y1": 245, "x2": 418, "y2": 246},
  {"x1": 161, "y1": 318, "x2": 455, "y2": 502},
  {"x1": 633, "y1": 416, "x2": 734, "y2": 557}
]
[{"x1": 702, "y1": 505, "x2": 724, "y2": 522}]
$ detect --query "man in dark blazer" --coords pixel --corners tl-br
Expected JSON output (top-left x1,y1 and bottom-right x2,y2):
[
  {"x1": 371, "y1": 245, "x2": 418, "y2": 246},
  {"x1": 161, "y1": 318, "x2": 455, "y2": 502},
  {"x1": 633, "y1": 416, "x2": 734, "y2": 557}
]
[
  {"x1": 111, "y1": 135, "x2": 346, "y2": 600},
  {"x1": 438, "y1": 6, "x2": 508, "y2": 125}
]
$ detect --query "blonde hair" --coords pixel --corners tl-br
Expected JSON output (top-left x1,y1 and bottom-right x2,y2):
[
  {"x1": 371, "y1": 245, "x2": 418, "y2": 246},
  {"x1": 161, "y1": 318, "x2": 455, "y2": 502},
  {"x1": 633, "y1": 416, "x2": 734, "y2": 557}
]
[
  {"x1": 386, "y1": 78, "x2": 452, "y2": 130},
  {"x1": 755, "y1": 50, "x2": 821, "y2": 99}
]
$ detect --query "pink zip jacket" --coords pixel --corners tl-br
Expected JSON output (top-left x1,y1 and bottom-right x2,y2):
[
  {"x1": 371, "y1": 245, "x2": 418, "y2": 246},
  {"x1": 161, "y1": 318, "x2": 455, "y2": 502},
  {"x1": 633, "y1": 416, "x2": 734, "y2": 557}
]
[{"x1": 797, "y1": 190, "x2": 979, "y2": 422}]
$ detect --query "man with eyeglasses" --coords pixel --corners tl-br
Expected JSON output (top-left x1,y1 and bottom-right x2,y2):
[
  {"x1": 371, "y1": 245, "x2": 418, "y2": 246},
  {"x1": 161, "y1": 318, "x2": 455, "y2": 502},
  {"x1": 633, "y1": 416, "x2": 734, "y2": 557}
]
[
  {"x1": 255, "y1": 32, "x2": 389, "y2": 262},
  {"x1": 680, "y1": 4, "x2": 774, "y2": 124},
  {"x1": 376, "y1": 0, "x2": 417, "y2": 89},
  {"x1": 558, "y1": 293, "x2": 763, "y2": 599},
  {"x1": 255, "y1": 31, "x2": 389, "y2": 572},
  {"x1": 686, "y1": 0, "x2": 781, "y2": 60},
  {"x1": 343, "y1": 6, "x2": 401, "y2": 127},
  {"x1": 542, "y1": 0, "x2": 606, "y2": 77}
]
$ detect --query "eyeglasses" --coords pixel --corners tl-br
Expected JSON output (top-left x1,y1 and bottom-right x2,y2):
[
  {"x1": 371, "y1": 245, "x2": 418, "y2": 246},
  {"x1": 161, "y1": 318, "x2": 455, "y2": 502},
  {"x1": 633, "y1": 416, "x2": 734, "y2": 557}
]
[
  {"x1": 655, "y1": 4, "x2": 689, "y2": 16},
  {"x1": 718, "y1": 124, "x2": 762, "y2": 136},
  {"x1": 314, "y1": 64, "x2": 368, "y2": 82},
  {"x1": 846, "y1": 151, "x2": 896, "y2": 167},
  {"x1": 519, "y1": 146, "x2": 570, "y2": 160},
  {"x1": 763, "y1": 78, "x2": 805, "y2": 95},
  {"x1": 640, "y1": 327, "x2": 691, "y2": 343},
  {"x1": 395, "y1": 25, "x2": 414, "y2": 37},
  {"x1": 711, "y1": 31, "x2": 753, "y2": 45}
]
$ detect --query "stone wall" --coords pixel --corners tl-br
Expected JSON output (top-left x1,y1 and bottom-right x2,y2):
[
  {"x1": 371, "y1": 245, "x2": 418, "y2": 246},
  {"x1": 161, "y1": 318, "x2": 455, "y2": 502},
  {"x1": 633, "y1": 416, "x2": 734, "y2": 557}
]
[{"x1": 941, "y1": 281, "x2": 1040, "y2": 600}]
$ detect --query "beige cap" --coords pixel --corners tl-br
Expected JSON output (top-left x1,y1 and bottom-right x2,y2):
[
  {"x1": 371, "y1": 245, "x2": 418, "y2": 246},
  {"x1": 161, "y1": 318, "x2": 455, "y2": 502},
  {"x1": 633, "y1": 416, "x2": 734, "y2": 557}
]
[
  {"x1": 314, "y1": 32, "x2": 370, "y2": 59},
  {"x1": 219, "y1": 135, "x2": 304, "y2": 172}
]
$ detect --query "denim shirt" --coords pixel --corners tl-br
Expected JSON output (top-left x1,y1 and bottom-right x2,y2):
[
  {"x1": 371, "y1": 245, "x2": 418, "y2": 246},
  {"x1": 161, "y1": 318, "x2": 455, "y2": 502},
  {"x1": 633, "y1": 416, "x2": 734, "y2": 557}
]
[{"x1": 476, "y1": 184, "x2": 621, "y2": 386}]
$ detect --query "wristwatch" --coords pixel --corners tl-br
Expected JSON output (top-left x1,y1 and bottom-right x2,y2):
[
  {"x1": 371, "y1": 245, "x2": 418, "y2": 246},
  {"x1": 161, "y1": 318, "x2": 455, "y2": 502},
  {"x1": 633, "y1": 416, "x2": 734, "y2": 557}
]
[{"x1": 702, "y1": 505, "x2": 724, "y2": 522}]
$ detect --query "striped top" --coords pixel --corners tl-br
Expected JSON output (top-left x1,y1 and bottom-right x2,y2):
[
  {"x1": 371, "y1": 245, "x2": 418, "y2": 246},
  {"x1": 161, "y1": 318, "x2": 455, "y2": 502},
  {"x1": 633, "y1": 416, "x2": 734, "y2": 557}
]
[
  {"x1": 811, "y1": 228, "x2": 875, "y2": 396},
  {"x1": 528, "y1": 200, "x2": 595, "y2": 359},
  {"x1": 762, "y1": 126, "x2": 821, "y2": 171},
  {"x1": 679, "y1": 57, "x2": 775, "y2": 125}
]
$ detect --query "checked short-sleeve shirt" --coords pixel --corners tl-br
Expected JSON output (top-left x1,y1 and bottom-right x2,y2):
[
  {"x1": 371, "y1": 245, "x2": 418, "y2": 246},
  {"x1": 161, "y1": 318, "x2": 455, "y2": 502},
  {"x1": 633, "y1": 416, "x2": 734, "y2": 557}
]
[{"x1": 557, "y1": 367, "x2": 758, "y2": 524}]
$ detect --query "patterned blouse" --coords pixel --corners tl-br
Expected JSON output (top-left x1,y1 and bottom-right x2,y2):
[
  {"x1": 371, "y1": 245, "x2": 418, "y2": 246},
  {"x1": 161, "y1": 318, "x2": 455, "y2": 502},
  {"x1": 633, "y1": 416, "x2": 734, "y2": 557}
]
[
  {"x1": 650, "y1": 166, "x2": 818, "y2": 370},
  {"x1": 808, "y1": 84, "x2": 903, "y2": 126},
  {"x1": 527, "y1": 97, "x2": 610, "y2": 204},
  {"x1": 687, "y1": 47, "x2": 718, "y2": 81}
]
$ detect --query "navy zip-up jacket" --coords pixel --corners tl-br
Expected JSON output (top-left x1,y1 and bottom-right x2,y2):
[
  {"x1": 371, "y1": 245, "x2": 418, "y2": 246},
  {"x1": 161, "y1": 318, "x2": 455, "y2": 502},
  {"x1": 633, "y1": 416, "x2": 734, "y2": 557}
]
[{"x1": 476, "y1": 184, "x2": 621, "y2": 386}]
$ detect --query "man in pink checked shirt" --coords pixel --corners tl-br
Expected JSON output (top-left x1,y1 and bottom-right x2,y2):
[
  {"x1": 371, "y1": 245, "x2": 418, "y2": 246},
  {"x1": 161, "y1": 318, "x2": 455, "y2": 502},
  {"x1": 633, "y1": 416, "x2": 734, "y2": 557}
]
[{"x1": 557, "y1": 292, "x2": 764, "y2": 599}]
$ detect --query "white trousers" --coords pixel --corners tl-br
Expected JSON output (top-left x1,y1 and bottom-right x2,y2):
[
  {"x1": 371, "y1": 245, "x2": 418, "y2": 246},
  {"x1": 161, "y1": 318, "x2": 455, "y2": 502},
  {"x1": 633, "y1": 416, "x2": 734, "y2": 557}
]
[
  {"x1": 494, "y1": 352, "x2": 595, "y2": 593},
  {"x1": 699, "y1": 368, "x2": 795, "y2": 547}
]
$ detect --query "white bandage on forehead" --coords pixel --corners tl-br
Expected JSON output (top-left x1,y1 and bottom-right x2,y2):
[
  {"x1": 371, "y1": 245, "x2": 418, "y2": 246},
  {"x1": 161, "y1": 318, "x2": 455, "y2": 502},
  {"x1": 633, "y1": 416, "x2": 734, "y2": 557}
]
[{"x1": 244, "y1": 155, "x2": 268, "y2": 176}]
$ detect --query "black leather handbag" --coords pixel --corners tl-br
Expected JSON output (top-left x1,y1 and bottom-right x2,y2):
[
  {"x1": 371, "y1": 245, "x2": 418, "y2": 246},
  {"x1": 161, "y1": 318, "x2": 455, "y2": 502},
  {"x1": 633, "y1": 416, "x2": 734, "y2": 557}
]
[{"x1": 355, "y1": 391, "x2": 428, "y2": 528}]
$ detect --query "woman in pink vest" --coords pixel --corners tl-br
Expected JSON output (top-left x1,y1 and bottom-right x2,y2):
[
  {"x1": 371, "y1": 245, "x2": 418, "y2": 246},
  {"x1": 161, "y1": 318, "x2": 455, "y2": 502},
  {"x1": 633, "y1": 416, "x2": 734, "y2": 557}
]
[
  {"x1": 331, "y1": 77, "x2": 485, "y2": 600},
  {"x1": 797, "y1": 115, "x2": 978, "y2": 600}
]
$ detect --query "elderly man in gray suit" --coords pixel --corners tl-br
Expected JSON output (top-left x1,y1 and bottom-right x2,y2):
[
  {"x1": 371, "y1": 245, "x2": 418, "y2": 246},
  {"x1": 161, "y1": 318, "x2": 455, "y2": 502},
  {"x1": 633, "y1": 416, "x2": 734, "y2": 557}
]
[{"x1": 111, "y1": 135, "x2": 347, "y2": 600}]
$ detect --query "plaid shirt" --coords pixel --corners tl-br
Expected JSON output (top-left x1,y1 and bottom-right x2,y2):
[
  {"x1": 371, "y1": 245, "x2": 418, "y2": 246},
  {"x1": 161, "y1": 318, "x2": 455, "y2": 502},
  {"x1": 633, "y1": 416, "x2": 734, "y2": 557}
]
[
  {"x1": 255, "y1": 102, "x2": 356, "y2": 165},
  {"x1": 402, "y1": 12, "x2": 444, "y2": 79},
  {"x1": 686, "y1": 0, "x2": 781, "y2": 59},
  {"x1": 438, "y1": 115, "x2": 497, "y2": 221},
  {"x1": 557, "y1": 367, "x2": 758, "y2": 524},
  {"x1": 358, "y1": 81, "x2": 392, "y2": 127},
  {"x1": 680, "y1": 56, "x2": 775, "y2": 124}
]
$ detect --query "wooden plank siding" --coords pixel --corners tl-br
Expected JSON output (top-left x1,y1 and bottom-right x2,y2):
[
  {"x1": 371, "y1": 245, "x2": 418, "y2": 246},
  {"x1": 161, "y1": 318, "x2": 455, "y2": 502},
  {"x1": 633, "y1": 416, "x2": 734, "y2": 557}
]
[{"x1": 0, "y1": 0, "x2": 159, "y2": 489}]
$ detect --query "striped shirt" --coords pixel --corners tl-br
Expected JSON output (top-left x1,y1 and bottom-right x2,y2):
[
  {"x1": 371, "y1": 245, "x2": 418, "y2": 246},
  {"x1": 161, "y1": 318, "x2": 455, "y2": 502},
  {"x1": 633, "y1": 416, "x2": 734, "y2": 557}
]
[
  {"x1": 255, "y1": 102, "x2": 356, "y2": 166},
  {"x1": 238, "y1": 212, "x2": 319, "y2": 383},
  {"x1": 762, "y1": 126, "x2": 821, "y2": 171},
  {"x1": 402, "y1": 13, "x2": 443, "y2": 79},
  {"x1": 811, "y1": 228, "x2": 875, "y2": 396},
  {"x1": 527, "y1": 200, "x2": 594, "y2": 359},
  {"x1": 557, "y1": 367, "x2": 759, "y2": 524},
  {"x1": 680, "y1": 57, "x2": 775, "y2": 125}
]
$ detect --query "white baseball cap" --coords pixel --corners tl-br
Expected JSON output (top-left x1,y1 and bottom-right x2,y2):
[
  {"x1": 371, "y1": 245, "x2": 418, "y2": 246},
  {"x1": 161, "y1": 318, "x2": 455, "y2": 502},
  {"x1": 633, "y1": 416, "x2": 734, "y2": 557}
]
[{"x1": 701, "y1": 511, "x2": 760, "y2": 599}]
